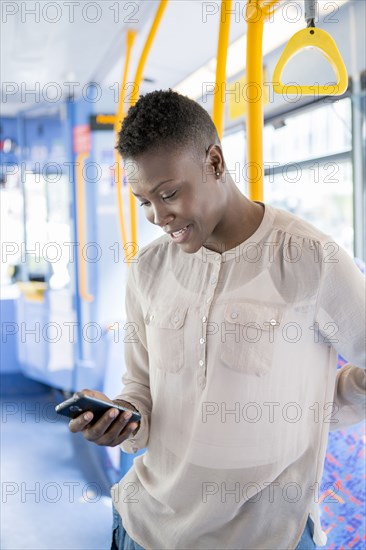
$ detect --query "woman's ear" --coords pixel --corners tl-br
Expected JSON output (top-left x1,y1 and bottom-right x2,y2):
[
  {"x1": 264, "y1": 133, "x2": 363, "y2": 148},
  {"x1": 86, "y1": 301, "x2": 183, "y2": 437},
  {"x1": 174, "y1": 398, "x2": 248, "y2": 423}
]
[{"x1": 205, "y1": 144, "x2": 224, "y2": 177}]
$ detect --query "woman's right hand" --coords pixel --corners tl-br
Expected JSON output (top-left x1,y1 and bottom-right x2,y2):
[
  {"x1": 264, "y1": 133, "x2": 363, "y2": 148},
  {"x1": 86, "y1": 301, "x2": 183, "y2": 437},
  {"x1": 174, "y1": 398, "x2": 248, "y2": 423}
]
[{"x1": 68, "y1": 389, "x2": 140, "y2": 447}]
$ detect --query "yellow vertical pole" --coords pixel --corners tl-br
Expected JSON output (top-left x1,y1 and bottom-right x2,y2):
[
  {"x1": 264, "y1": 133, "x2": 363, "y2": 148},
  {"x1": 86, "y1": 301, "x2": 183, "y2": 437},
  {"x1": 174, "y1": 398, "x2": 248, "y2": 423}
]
[
  {"x1": 114, "y1": 29, "x2": 137, "y2": 262},
  {"x1": 245, "y1": 0, "x2": 264, "y2": 202},
  {"x1": 128, "y1": 0, "x2": 169, "y2": 256},
  {"x1": 213, "y1": 0, "x2": 233, "y2": 139},
  {"x1": 76, "y1": 152, "x2": 94, "y2": 302},
  {"x1": 245, "y1": 0, "x2": 279, "y2": 201}
]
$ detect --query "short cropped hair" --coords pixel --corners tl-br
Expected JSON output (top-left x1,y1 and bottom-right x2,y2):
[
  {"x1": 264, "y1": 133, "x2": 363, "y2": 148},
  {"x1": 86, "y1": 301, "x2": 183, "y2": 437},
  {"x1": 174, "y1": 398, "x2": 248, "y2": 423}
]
[{"x1": 116, "y1": 89, "x2": 220, "y2": 160}]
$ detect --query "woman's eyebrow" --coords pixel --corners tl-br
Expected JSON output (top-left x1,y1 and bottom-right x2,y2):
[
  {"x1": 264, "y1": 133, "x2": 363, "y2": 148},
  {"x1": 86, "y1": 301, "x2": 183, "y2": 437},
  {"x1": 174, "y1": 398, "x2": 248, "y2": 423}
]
[{"x1": 131, "y1": 179, "x2": 176, "y2": 198}]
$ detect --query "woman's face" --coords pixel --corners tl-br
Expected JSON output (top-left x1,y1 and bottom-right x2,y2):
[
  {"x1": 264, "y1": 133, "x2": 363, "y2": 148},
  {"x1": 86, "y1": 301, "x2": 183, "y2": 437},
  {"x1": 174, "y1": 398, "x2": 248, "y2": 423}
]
[{"x1": 125, "y1": 145, "x2": 226, "y2": 254}]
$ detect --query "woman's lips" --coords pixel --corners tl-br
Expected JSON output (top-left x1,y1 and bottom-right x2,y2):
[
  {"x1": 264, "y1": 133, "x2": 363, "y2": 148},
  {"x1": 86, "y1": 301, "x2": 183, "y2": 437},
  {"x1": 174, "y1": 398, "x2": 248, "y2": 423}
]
[{"x1": 170, "y1": 224, "x2": 192, "y2": 243}]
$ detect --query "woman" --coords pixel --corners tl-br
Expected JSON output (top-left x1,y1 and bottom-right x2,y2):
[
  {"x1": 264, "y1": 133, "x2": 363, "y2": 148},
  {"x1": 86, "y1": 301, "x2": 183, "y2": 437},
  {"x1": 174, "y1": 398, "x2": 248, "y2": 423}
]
[{"x1": 69, "y1": 90, "x2": 365, "y2": 550}]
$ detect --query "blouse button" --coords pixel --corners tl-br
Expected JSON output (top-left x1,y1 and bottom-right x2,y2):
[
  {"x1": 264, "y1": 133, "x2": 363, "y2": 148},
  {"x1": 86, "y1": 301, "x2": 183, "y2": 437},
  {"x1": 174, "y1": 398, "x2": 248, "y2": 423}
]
[
  {"x1": 173, "y1": 316, "x2": 179, "y2": 323},
  {"x1": 270, "y1": 319, "x2": 277, "y2": 326},
  {"x1": 231, "y1": 312, "x2": 238, "y2": 319},
  {"x1": 149, "y1": 314, "x2": 154, "y2": 321},
  {"x1": 200, "y1": 338, "x2": 205, "y2": 344},
  {"x1": 202, "y1": 316, "x2": 207, "y2": 323},
  {"x1": 199, "y1": 360, "x2": 204, "y2": 366}
]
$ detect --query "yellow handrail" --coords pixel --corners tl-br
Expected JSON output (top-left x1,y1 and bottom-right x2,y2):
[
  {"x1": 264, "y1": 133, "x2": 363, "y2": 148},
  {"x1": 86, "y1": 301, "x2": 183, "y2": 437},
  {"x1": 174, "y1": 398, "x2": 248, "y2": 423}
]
[
  {"x1": 212, "y1": 0, "x2": 233, "y2": 139},
  {"x1": 128, "y1": 0, "x2": 169, "y2": 259},
  {"x1": 273, "y1": 27, "x2": 348, "y2": 95},
  {"x1": 245, "y1": 0, "x2": 279, "y2": 201},
  {"x1": 246, "y1": 5, "x2": 264, "y2": 202},
  {"x1": 76, "y1": 152, "x2": 94, "y2": 302},
  {"x1": 260, "y1": 0, "x2": 278, "y2": 20},
  {"x1": 114, "y1": 29, "x2": 137, "y2": 263}
]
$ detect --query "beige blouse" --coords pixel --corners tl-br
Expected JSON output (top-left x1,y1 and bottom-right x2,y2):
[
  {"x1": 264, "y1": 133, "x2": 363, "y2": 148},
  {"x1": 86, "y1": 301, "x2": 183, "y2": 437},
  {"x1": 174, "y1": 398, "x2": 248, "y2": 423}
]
[{"x1": 112, "y1": 203, "x2": 365, "y2": 550}]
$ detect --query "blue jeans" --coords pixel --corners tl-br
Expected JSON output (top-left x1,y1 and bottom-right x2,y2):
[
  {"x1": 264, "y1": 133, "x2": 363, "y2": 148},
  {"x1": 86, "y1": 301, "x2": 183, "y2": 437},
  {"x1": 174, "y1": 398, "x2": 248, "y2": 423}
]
[
  {"x1": 295, "y1": 515, "x2": 316, "y2": 550},
  {"x1": 111, "y1": 505, "x2": 145, "y2": 550},
  {"x1": 111, "y1": 506, "x2": 316, "y2": 550}
]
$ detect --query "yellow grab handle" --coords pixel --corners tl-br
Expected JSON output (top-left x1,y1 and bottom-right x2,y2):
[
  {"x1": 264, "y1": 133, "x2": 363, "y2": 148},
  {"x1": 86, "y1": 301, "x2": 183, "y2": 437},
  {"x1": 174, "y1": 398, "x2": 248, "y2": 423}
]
[
  {"x1": 273, "y1": 27, "x2": 348, "y2": 96},
  {"x1": 76, "y1": 152, "x2": 94, "y2": 302}
]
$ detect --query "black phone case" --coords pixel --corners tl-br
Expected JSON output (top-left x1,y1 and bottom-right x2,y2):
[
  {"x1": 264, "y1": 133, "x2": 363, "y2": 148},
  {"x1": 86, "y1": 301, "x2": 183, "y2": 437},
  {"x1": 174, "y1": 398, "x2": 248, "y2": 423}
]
[{"x1": 55, "y1": 395, "x2": 141, "y2": 424}]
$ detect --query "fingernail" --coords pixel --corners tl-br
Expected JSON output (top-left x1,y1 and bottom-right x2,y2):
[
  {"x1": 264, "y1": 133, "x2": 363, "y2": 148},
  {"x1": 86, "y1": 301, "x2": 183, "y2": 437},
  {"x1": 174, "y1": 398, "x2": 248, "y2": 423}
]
[
  {"x1": 124, "y1": 411, "x2": 132, "y2": 420},
  {"x1": 110, "y1": 409, "x2": 119, "y2": 418},
  {"x1": 84, "y1": 413, "x2": 92, "y2": 421}
]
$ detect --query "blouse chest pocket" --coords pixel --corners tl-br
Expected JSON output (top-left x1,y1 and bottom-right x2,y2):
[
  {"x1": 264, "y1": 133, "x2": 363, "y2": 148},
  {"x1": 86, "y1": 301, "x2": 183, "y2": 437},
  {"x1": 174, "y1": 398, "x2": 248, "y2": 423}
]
[
  {"x1": 220, "y1": 302, "x2": 284, "y2": 377},
  {"x1": 145, "y1": 305, "x2": 188, "y2": 373}
]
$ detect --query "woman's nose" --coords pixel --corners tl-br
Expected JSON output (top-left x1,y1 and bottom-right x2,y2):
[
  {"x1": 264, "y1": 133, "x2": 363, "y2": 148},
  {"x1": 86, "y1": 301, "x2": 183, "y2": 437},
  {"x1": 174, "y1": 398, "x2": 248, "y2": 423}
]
[{"x1": 150, "y1": 204, "x2": 174, "y2": 228}]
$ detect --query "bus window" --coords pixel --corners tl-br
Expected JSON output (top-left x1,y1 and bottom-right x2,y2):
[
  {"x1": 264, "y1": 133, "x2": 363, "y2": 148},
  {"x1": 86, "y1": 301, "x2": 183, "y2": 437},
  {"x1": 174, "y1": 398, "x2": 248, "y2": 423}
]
[{"x1": 264, "y1": 98, "x2": 354, "y2": 255}]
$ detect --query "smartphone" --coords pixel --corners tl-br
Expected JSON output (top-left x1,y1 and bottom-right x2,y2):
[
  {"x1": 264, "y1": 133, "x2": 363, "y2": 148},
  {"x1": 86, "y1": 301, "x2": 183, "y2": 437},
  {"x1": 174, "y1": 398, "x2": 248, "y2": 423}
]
[{"x1": 55, "y1": 392, "x2": 141, "y2": 424}]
